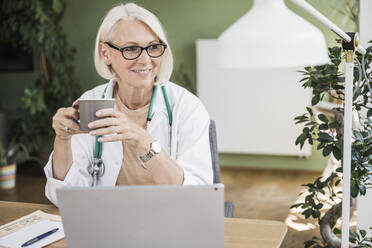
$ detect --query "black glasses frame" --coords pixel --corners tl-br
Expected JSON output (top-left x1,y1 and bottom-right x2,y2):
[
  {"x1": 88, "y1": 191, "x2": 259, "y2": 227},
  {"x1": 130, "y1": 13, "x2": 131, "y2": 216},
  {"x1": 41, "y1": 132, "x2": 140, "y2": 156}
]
[{"x1": 104, "y1": 42, "x2": 167, "y2": 60}]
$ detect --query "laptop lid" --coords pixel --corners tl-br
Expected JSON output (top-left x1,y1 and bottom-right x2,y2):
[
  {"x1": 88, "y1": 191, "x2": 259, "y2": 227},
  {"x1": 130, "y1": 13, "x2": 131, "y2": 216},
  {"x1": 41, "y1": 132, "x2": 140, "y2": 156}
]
[{"x1": 56, "y1": 184, "x2": 224, "y2": 248}]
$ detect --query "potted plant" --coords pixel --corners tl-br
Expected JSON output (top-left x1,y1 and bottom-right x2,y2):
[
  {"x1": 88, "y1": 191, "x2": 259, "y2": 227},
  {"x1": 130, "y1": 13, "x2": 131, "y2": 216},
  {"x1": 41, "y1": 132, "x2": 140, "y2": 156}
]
[
  {"x1": 0, "y1": 100, "x2": 7, "y2": 146},
  {"x1": 291, "y1": 43, "x2": 372, "y2": 247},
  {"x1": 0, "y1": 138, "x2": 31, "y2": 189},
  {"x1": 0, "y1": 0, "x2": 80, "y2": 161}
]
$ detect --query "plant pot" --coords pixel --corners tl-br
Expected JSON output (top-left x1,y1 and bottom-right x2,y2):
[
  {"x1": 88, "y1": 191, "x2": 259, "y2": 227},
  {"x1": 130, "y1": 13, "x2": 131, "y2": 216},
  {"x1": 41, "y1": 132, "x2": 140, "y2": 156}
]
[
  {"x1": 0, "y1": 163, "x2": 17, "y2": 189},
  {"x1": 0, "y1": 112, "x2": 8, "y2": 145}
]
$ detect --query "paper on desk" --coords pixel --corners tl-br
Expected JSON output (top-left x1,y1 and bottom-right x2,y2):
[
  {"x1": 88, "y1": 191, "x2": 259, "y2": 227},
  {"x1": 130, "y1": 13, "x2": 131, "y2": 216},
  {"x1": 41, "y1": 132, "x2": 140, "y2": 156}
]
[
  {"x1": 0, "y1": 220, "x2": 64, "y2": 248},
  {"x1": 0, "y1": 210, "x2": 61, "y2": 238}
]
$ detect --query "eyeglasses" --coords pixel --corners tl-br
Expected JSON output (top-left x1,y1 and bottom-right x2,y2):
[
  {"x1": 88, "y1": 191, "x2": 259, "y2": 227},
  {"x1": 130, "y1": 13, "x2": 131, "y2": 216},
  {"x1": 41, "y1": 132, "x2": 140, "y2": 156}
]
[{"x1": 104, "y1": 42, "x2": 167, "y2": 60}]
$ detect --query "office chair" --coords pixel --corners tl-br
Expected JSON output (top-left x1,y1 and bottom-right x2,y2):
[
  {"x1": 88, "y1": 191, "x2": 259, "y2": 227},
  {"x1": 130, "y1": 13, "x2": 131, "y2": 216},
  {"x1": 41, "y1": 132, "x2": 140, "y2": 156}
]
[{"x1": 209, "y1": 120, "x2": 234, "y2": 218}]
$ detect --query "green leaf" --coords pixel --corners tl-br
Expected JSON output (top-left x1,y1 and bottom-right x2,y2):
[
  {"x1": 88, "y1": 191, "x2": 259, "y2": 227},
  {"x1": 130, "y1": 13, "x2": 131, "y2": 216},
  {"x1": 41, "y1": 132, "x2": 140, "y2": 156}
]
[
  {"x1": 303, "y1": 208, "x2": 313, "y2": 219},
  {"x1": 333, "y1": 228, "x2": 341, "y2": 235},
  {"x1": 305, "y1": 194, "x2": 315, "y2": 205},
  {"x1": 333, "y1": 146, "x2": 342, "y2": 161},
  {"x1": 301, "y1": 203, "x2": 310, "y2": 209},
  {"x1": 303, "y1": 127, "x2": 310, "y2": 134},
  {"x1": 52, "y1": 0, "x2": 63, "y2": 13},
  {"x1": 354, "y1": 131, "x2": 364, "y2": 141},
  {"x1": 311, "y1": 95, "x2": 320, "y2": 106},
  {"x1": 317, "y1": 142, "x2": 325, "y2": 150},
  {"x1": 312, "y1": 210, "x2": 320, "y2": 218},
  {"x1": 318, "y1": 114, "x2": 329, "y2": 123},
  {"x1": 360, "y1": 229, "x2": 367, "y2": 238},
  {"x1": 304, "y1": 240, "x2": 317, "y2": 248},
  {"x1": 335, "y1": 140, "x2": 343, "y2": 150},
  {"x1": 319, "y1": 123, "x2": 328, "y2": 130},
  {"x1": 367, "y1": 108, "x2": 372, "y2": 118},
  {"x1": 294, "y1": 115, "x2": 307, "y2": 121},
  {"x1": 290, "y1": 203, "x2": 302, "y2": 209},
  {"x1": 318, "y1": 132, "x2": 334, "y2": 142},
  {"x1": 335, "y1": 179, "x2": 341, "y2": 186},
  {"x1": 314, "y1": 203, "x2": 324, "y2": 210},
  {"x1": 295, "y1": 119, "x2": 308, "y2": 124},
  {"x1": 323, "y1": 145, "x2": 333, "y2": 156},
  {"x1": 295, "y1": 133, "x2": 307, "y2": 149},
  {"x1": 351, "y1": 179, "x2": 359, "y2": 198},
  {"x1": 337, "y1": 77, "x2": 345, "y2": 82},
  {"x1": 359, "y1": 181, "x2": 367, "y2": 196},
  {"x1": 306, "y1": 107, "x2": 313, "y2": 116},
  {"x1": 302, "y1": 183, "x2": 314, "y2": 188}
]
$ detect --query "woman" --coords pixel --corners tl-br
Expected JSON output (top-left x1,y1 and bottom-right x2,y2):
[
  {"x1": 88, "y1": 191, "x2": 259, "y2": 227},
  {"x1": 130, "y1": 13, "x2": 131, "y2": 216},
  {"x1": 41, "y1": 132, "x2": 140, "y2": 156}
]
[{"x1": 44, "y1": 3, "x2": 213, "y2": 206}]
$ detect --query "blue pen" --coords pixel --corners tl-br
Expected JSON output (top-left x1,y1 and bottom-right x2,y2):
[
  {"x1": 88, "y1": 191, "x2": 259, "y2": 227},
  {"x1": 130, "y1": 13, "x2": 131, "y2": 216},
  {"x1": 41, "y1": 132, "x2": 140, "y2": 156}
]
[{"x1": 21, "y1": 228, "x2": 59, "y2": 247}]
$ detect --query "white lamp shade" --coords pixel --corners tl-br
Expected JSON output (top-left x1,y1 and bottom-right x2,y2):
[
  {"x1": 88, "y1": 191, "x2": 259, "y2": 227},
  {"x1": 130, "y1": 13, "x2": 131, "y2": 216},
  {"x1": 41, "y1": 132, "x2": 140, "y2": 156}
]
[{"x1": 217, "y1": 0, "x2": 330, "y2": 68}]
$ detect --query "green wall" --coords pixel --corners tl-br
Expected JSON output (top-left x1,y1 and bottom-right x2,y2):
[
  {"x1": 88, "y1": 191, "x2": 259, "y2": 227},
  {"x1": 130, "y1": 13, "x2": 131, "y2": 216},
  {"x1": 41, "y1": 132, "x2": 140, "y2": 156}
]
[
  {"x1": 61, "y1": 0, "x2": 357, "y2": 92},
  {"x1": 0, "y1": 0, "x2": 357, "y2": 170}
]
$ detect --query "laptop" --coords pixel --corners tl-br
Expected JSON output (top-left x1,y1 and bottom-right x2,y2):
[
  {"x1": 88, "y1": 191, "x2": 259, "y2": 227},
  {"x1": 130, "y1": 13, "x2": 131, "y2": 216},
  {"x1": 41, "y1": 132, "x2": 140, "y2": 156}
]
[{"x1": 56, "y1": 184, "x2": 224, "y2": 248}]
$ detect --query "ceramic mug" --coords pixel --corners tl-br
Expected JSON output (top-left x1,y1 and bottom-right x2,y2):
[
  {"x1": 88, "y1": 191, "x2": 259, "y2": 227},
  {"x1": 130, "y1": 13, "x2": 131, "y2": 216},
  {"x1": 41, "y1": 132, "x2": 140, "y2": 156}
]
[{"x1": 77, "y1": 99, "x2": 115, "y2": 131}]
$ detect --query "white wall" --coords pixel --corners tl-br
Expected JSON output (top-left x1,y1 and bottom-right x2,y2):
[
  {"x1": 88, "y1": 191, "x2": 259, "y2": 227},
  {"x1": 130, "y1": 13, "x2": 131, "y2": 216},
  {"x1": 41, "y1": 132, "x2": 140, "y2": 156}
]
[
  {"x1": 357, "y1": 0, "x2": 372, "y2": 238},
  {"x1": 360, "y1": 0, "x2": 372, "y2": 48},
  {"x1": 196, "y1": 39, "x2": 312, "y2": 156}
]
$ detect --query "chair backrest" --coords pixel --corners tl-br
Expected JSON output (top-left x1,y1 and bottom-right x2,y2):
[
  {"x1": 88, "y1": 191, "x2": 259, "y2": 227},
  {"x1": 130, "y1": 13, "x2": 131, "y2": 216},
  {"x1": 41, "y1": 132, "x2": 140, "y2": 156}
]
[
  {"x1": 209, "y1": 120, "x2": 221, "y2": 184},
  {"x1": 209, "y1": 120, "x2": 235, "y2": 218}
]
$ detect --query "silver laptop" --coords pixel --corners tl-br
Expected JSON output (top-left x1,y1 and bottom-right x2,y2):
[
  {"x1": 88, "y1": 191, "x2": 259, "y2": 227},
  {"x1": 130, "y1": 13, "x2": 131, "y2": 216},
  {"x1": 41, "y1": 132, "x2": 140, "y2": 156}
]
[{"x1": 56, "y1": 184, "x2": 224, "y2": 248}]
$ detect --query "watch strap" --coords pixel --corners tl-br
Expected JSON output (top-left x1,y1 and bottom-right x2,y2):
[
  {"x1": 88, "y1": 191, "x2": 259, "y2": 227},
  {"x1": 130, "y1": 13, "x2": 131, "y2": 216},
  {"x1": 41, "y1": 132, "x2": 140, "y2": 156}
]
[
  {"x1": 139, "y1": 150, "x2": 155, "y2": 163},
  {"x1": 139, "y1": 141, "x2": 161, "y2": 168}
]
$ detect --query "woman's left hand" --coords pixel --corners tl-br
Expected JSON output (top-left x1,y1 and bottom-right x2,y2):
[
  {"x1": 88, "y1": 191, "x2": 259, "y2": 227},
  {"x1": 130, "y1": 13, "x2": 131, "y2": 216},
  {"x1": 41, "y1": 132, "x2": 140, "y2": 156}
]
[{"x1": 88, "y1": 108, "x2": 153, "y2": 155}]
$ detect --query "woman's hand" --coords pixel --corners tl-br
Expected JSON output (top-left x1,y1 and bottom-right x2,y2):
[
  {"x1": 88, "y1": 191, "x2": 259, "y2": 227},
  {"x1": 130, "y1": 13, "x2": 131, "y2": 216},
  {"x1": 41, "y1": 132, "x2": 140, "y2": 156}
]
[
  {"x1": 88, "y1": 108, "x2": 153, "y2": 155},
  {"x1": 52, "y1": 100, "x2": 85, "y2": 140}
]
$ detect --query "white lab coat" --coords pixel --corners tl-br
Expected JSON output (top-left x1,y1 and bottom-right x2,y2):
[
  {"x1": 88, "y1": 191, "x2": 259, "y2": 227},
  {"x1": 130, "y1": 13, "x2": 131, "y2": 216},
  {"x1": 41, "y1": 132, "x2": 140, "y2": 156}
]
[{"x1": 44, "y1": 80, "x2": 213, "y2": 206}]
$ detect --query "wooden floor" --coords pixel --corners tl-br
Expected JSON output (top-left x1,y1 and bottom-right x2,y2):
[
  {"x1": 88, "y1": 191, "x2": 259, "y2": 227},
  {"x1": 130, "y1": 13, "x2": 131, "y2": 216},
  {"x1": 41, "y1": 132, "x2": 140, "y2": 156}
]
[
  {"x1": 221, "y1": 167, "x2": 322, "y2": 248},
  {"x1": 0, "y1": 163, "x2": 323, "y2": 248}
]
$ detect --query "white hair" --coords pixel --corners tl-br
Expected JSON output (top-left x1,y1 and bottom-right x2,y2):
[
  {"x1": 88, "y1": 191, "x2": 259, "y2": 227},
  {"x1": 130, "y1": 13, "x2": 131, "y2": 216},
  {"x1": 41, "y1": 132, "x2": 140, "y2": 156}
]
[{"x1": 94, "y1": 3, "x2": 173, "y2": 84}]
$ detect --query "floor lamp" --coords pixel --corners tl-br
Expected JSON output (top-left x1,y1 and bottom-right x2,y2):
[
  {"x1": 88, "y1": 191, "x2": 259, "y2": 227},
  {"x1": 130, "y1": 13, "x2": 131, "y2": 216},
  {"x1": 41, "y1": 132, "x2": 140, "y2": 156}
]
[{"x1": 217, "y1": 0, "x2": 367, "y2": 247}]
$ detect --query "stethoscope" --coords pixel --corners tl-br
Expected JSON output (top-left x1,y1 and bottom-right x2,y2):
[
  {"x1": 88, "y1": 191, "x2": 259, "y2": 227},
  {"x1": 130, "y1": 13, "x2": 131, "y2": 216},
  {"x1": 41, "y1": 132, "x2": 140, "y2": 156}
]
[{"x1": 88, "y1": 83, "x2": 173, "y2": 187}]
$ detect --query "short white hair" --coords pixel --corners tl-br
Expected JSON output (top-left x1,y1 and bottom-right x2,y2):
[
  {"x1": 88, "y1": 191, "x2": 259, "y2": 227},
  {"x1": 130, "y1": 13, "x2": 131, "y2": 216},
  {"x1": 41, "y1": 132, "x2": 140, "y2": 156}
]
[{"x1": 94, "y1": 3, "x2": 173, "y2": 84}]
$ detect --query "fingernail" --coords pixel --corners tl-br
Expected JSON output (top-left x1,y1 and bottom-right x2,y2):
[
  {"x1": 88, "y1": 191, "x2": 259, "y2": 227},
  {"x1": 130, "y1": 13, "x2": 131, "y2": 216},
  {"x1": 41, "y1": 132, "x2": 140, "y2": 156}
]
[
  {"x1": 90, "y1": 131, "x2": 96, "y2": 135},
  {"x1": 98, "y1": 138, "x2": 103, "y2": 142},
  {"x1": 88, "y1": 123, "x2": 94, "y2": 128},
  {"x1": 96, "y1": 110, "x2": 101, "y2": 116}
]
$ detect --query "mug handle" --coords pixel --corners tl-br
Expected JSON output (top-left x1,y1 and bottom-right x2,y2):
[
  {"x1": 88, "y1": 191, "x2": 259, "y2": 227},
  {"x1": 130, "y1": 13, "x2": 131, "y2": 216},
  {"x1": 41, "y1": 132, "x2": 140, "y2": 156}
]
[
  {"x1": 72, "y1": 99, "x2": 80, "y2": 110},
  {"x1": 72, "y1": 99, "x2": 80, "y2": 124}
]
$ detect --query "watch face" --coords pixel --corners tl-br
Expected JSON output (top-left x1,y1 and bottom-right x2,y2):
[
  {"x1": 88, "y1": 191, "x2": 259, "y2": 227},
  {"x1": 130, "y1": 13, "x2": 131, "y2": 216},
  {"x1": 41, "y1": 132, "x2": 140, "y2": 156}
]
[{"x1": 152, "y1": 141, "x2": 162, "y2": 154}]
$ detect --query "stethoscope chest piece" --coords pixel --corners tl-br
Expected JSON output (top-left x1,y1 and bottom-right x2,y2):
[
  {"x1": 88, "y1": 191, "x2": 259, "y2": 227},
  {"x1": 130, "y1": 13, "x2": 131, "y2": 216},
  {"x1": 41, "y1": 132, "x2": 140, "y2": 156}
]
[{"x1": 88, "y1": 158, "x2": 105, "y2": 178}]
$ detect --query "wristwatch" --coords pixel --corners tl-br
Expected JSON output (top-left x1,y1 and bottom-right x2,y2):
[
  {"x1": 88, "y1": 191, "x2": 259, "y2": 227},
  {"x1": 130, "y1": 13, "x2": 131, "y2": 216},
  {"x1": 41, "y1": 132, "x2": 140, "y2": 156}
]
[{"x1": 139, "y1": 141, "x2": 162, "y2": 169}]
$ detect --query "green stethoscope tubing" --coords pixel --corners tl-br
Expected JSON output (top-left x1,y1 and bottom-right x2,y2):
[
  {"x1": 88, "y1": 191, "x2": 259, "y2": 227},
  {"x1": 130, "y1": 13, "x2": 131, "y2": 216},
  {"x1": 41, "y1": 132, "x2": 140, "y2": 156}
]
[{"x1": 93, "y1": 84, "x2": 172, "y2": 160}]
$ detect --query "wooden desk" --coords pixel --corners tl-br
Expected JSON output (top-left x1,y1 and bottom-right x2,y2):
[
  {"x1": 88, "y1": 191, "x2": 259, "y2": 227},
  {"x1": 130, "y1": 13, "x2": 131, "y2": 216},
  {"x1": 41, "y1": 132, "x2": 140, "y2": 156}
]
[{"x1": 0, "y1": 201, "x2": 287, "y2": 248}]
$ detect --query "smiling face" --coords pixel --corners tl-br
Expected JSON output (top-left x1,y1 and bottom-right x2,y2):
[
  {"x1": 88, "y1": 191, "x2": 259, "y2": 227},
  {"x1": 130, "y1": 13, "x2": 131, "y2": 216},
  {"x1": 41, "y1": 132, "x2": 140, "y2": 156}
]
[{"x1": 100, "y1": 19, "x2": 163, "y2": 89}]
